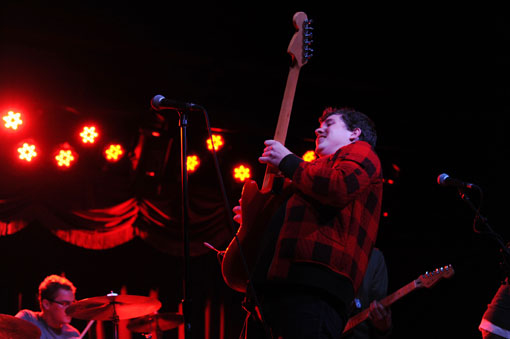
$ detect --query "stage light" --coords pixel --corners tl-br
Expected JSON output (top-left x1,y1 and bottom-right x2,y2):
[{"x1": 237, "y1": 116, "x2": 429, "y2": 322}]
[
  {"x1": 17, "y1": 142, "x2": 37, "y2": 162},
  {"x1": 233, "y1": 164, "x2": 251, "y2": 182},
  {"x1": 79, "y1": 126, "x2": 99, "y2": 144},
  {"x1": 3, "y1": 110, "x2": 22, "y2": 130},
  {"x1": 206, "y1": 134, "x2": 224, "y2": 151},
  {"x1": 104, "y1": 144, "x2": 124, "y2": 162},
  {"x1": 187, "y1": 155, "x2": 200, "y2": 172},
  {"x1": 51, "y1": 143, "x2": 78, "y2": 169},
  {"x1": 55, "y1": 150, "x2": 76, "y2": 168},
  {"x1": 302, "y1": 150, "x2": 316, "y2": 162}
]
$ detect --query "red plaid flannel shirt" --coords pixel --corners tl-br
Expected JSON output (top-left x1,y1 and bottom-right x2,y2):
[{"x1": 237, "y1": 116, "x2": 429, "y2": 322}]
[{"x1": 267, "y1": 141, "x2": 383, "y2": 293}]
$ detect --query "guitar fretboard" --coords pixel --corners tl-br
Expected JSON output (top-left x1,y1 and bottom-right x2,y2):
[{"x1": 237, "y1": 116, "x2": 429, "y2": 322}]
[
  {"x1": 261, "y1": 63, "x2": 301, "y2": 192},
  {"x1": 342, "y1": 280, "x2": 417, "y2": 334}
]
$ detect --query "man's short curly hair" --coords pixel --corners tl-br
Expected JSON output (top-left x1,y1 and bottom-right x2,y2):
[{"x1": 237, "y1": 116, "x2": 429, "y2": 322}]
[
  {"x1": 319, "y1": 107, "x2": 377, "y2": 148},
  {"x1": 38, "y1": 274, "x2": 76, "y2": 309}
]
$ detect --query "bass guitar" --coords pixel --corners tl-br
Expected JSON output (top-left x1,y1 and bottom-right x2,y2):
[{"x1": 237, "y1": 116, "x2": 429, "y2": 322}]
[{"x1": 221, "y1": 11, "x2": 313, "y2": 293}]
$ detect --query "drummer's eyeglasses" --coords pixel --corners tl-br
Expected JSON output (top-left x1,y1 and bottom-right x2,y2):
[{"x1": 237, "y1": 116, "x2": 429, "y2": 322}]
[{"x1": 48, "y1": 299, "x2": 75, "y2": 307}]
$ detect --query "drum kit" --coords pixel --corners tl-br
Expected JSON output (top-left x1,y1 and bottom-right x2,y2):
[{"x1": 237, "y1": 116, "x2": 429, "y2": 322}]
[{"x1": 0, "y1": 292, "x2": 183, "y2": 339}]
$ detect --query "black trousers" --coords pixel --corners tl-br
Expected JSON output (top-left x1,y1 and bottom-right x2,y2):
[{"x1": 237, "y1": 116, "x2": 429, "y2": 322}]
[{"x1": 243, "y1": 290, "x2": 347, "y2": 339}]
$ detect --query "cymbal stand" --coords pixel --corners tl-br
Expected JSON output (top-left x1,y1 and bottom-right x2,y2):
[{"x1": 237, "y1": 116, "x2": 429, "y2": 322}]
[
  {"x1": 108, "y1": 292, "x2": 120, "y2": 339},
  {"x1": 141, "y1": 316, "x2": 156, "y2": 339}
]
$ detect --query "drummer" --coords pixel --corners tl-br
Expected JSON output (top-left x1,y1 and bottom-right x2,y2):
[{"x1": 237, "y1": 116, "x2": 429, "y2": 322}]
[{"x1": 16, "y1": 274, "x2": 80, "y2": 338}]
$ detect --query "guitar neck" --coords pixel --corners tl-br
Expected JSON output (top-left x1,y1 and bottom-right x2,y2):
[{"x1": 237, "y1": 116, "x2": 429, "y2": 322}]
[
  {"x1": 261, "y1": 65, "x2": 301, "y2": 192},
  {"x1": 274, "y1": 65, "x2": 300, "y2": 143},
  {"x1": 342, "y1": 279, "x2": 419, "y2": 334},
  {"x1": 380, "y1": 279, "x2": 418, "y2": 307}
]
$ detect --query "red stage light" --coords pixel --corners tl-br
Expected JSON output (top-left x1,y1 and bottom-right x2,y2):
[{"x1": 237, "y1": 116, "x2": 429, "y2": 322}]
[
  {"x1": 187, "y1": 155, "x2": 200, "y2": 172},
  {"x1": 52, "y1": 143, "x2": 78, "y2": 169},
  {"x1": 3, "y1": 110, "x2": 23, "y2": 131},
  {"x1": 233, "y1": 164, "x2": 251, "y2": 182},
  {"x1": 79, "y1": 126, "x2": 99, "y2": 144},
  {"x1": 302, "y1": 150, "x2": 316, "y2": 162},
  {"x1": 17, "y1": 142, "x2": 37, "y2": 162},
  {"x1": 55, "y1": 150, "x2": 76, "y2": 168},
  {"x1": 206, "y1": 134, "x2": 224, "y2": 151},
  {"x1": 104, "y1": 144, "x2": 124, "y2": 162}
]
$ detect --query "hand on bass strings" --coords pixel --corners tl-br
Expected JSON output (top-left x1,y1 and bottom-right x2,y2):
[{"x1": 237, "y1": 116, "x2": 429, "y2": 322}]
[{"x1": 233, "y1": 199, "x2": 242, "y2": 224}]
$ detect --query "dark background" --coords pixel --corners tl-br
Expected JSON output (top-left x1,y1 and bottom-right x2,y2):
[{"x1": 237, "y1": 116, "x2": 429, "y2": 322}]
[{"x1": 1, "y1": 2, "x2": 508, "y2": 338}]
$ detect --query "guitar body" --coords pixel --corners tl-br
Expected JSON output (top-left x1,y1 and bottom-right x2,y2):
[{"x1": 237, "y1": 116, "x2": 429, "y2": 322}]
[
  {"x1": 221, "y1": 12, "x2": 313, "y2": 293},
  {"x1": 221, "y1": 179, "x2": 292, "y2": 293}
]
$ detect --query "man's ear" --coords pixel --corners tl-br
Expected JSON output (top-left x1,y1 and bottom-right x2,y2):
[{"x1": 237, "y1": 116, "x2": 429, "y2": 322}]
[
  {"x1": 350, "y1": 127, "x2": 362, "y2": 141},
  {"x1": 41, "y1": 299, "x2": 51, "y2": 311}
]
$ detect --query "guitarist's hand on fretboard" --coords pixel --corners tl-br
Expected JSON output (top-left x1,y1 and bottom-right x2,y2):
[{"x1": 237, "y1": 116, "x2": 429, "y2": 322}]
[
  {"x1": 259, "y1": 140, "x2": 292, "y2": 168},
  {"x1": 367, "y1": 300, "x2": 392, "y2": 334}
]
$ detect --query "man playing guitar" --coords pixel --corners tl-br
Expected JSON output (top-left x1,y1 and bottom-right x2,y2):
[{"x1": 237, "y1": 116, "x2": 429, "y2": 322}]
[{"x1": 233, "y1": 107, "x2": 383, "y2": 339}]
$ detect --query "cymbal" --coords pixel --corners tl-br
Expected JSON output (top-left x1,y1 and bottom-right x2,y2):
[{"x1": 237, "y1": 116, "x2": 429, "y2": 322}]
[
  {"x1": 127, "y1": 312, "x2": 184, "y2": 333},
  {"x1": 66, "y1": 294, "x2": 162, "y2": 321},
  {"x1": 0, "y1": 314, "x2": 41, "y2": 339}
]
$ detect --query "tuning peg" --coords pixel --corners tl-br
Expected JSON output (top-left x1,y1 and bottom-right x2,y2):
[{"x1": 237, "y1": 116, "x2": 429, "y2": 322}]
[{"x1": 304, "y1": 20, "x2": 314, "y2": 38}]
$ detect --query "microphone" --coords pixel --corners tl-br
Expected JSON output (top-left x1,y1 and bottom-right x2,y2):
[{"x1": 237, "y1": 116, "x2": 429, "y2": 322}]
[
  {"x1": 151, "y1": 94, "x2": 199, "y2": 111},
  {"x1": 437, "y1": 173, "x2": 478, "y2": 189}
]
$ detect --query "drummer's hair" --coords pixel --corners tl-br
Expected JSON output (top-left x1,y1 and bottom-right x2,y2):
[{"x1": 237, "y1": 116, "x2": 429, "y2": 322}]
[{"x1": 38, "y1": 274, "x2": 76, "y2": 309}]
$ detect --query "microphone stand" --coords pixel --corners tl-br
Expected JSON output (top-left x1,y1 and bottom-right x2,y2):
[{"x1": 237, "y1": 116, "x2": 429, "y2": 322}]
[
  {"x1": 154, "y1": 98, "x2": 271, "y2": 338},
  {"x1": 178, "y1": 110, "x2": 192, "y2": 339},
  {"x1": 457, "y1": 187, "x2": 510, "y2": 274},
  {"x1": 150, "y1": 95, "x2": 206, "y2": 339}
]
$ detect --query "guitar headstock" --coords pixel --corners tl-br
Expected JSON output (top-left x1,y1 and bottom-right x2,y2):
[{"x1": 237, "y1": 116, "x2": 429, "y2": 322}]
[
  {"x1": 287, "y1": 11, "x2": 314, "y2": 68},
  {"x1": 416, "y1": 264, "x2": 455, "y2": 288}
]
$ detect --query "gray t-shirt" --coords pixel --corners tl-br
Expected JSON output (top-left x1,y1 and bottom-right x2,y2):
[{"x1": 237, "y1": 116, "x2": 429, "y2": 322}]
[{"x1": 15, "y1": 309, "x2": 80, "y2": 339}]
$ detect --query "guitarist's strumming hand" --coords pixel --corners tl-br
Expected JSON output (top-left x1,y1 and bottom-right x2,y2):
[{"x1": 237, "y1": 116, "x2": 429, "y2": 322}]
[
  {"x1": 368, "y1": 300, "x2": 392, "y2": 334},
  {"x1": 232, "y1": 202, "x2": 242, "y2": 224},
  {"x1": 258, "y1": 140, "x2": 292, "y2": 168}
]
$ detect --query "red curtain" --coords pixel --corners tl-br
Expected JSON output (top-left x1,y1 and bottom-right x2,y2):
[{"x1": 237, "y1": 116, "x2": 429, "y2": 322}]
[{"x1": 0, "y1": 186, "x2": 234, "y2": 256}]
